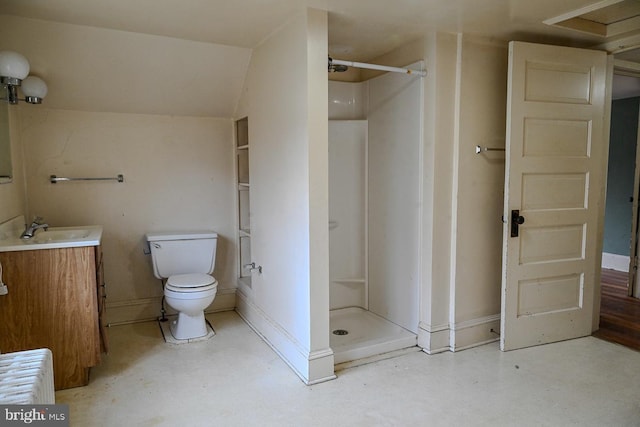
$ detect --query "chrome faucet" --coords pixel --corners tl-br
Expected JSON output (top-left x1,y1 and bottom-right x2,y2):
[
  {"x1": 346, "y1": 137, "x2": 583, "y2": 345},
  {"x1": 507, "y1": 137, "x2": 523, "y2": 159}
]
[{"x1": 21, "y1": 217, "x2": 49, "y2": 239}]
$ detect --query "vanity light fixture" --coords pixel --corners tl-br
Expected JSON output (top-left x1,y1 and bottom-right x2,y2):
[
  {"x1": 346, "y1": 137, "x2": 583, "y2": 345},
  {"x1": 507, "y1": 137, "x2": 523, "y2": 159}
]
[{"x1": 0, "y1": 50, "x2": 47, "y2": 105}]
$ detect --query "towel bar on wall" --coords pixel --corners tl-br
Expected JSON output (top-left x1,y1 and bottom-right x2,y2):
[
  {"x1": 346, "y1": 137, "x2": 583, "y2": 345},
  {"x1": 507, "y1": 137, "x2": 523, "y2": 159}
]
[
  {"x1": 50, "y1": 174, "x2": 124, "y2": 184},
  {"x1": 475, "y1": 145, "x2": 505, "y2": 154}
]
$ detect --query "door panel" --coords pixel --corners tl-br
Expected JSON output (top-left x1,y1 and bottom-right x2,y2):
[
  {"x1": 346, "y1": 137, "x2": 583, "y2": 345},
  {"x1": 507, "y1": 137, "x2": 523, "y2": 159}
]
[
  {"x1": 501, "y1": 41, "x2": 608, "y2": 351},
  {"x1": 521, "y1": 173, "x2": 587, "y2": 210},
  {"x1": 517, "y1": 273, "x2": 583, "y2": 316},
  {"x1": 523, "y1": 118, "x2": 591, "y2": 157},
  {"x1": 524, "y1": 61, "x2": 594, "y2": 104},
  {"x1": 519, "y1": 224, "x2": 586, "y2": 265}
]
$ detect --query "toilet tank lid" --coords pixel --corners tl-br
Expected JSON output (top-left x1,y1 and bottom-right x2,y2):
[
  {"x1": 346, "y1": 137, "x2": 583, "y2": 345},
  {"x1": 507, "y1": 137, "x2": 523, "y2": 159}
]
[{"x1": 146, "y1": 230, "x2": 218, "y2": 242}]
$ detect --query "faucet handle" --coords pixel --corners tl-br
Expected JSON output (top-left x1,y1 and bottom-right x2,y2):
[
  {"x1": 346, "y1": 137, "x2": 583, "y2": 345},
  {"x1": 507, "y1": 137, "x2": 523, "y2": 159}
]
[{"x1": 32, "y1": 216, "x2": 44, "y2": 224}]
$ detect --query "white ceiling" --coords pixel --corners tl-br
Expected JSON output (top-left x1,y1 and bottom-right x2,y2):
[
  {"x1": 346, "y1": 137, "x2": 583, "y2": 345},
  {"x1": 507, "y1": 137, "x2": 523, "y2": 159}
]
[
  {"x1": 1, "y1": 0, "x2": 639, "y2": 116},
  {"x1": 0, "y1": 0, "x2": 628, "y2": 61},
  {"x1": 613, "y1": 73, "x2": 640, "y2": 99}
]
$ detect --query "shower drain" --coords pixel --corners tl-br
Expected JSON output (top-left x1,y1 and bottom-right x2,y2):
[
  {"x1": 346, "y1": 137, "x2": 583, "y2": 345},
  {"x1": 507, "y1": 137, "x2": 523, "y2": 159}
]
[{"x1": 332, "y1": 329, "x2": 349, "y2": 336}]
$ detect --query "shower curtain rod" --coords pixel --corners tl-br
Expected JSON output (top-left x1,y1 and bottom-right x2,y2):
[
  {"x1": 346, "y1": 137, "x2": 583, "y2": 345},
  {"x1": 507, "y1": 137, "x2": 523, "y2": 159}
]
[{"x1": 330, "y1": 58, "x2": 427, "y2": 77}]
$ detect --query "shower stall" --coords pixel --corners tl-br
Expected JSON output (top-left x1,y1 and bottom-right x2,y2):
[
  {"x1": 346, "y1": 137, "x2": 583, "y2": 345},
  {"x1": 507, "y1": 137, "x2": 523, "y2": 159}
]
[{"x1": 328, "y1": 63, "x2": 423, "y2": 364}]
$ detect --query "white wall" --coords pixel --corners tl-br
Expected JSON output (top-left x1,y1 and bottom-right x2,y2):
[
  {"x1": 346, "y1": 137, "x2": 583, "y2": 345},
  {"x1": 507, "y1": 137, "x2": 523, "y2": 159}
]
[
  {"x1": 367, "y1": 66, "x2": 422, "y2": 333},
  {"x1": 368, "y1": 33, "x2": 509, "y2": 353},
  {"x1": 328, "y1": 81, "x2": 368, "y2": 120},
  {"x1": 450, "y1": 36, "x2": 507, "y2": 349},
  {"x1": 17, "y1": 108, "x2": 237, "y2": 323},
  {"x1": 236, "y1": 8, "x2": 334, "y2": 384},
  {"x1": 0, "y1": 6, "x2": 514, "y2": 376},
  {"x1": 0, "y1": 14, "x2": 247, "y2": 324},
  {"x1": 422, "y1": 34, "x2": 459, "y2": 353},
  {"x1": 368, "y1": 35, "x2": 458, "y2": 352},
  {"x1": 0, "y1": 15, "x2": 251, "y2": 117},
  {"x1": 328, "y1": 120, "x2": 367, "y2": 310},
  {"x1": 328, "y1": 81, "x2": 368, "y2": 310}
]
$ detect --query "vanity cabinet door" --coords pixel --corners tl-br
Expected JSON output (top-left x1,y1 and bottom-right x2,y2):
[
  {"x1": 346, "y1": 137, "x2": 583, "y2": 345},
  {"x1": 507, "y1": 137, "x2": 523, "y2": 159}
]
[{"x1": 0, "y1": 246, "x2": 101, "y2": 390}]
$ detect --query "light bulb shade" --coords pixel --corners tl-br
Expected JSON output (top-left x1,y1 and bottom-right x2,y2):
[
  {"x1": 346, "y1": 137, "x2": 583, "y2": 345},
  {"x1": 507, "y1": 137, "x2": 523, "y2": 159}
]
[
  {"x1": 21, "y1": 76, "x2": 48, "y2": 99},
  {"x1": 0, "y1": 51, "x2": 30, "y2": 80}
]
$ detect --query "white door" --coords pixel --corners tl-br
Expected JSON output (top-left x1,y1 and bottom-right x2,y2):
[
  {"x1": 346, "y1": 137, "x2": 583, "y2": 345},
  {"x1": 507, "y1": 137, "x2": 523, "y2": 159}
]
[{"x1": 501, "y1": 41, "x2": 609, "y2": 351}]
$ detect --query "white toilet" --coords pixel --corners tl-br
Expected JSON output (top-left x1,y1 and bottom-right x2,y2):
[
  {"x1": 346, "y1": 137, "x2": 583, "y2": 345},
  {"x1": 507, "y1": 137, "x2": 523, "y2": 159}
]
[{"x1": 146, "y1": 231, "x2": 218, "y2": 340}]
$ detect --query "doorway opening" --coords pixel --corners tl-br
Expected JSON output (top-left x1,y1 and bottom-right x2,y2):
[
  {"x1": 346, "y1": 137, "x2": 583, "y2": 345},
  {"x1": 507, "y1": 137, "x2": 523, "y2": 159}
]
[
  {"x1": 602, "y1": 67, "x2": 640, "y2": 298},
  {"x1": 597, "y1": 62, "x2": 640, "y2": 350}
]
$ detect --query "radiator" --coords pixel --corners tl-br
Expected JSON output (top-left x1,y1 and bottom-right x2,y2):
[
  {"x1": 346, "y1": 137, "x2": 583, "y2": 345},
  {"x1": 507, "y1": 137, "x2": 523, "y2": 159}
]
[{"x1": 0, "y1": 349, "x2": 55, "y2": 404}]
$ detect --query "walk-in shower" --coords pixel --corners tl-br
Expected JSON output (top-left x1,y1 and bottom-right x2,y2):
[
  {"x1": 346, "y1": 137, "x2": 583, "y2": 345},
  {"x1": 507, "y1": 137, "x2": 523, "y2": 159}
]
[{"x1": 328, "y1": 62, "x2": 424, "y2": 365}]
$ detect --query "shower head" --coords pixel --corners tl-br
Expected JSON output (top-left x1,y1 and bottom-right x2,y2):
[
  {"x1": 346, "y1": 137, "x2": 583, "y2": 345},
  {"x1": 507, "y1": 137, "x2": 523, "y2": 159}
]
[
  {"x1": 328, "y1": 57, "x2": 348, "y2": 73},
  {"x1": 329, "y1": 64, "x2": 348, "y2": 72}
]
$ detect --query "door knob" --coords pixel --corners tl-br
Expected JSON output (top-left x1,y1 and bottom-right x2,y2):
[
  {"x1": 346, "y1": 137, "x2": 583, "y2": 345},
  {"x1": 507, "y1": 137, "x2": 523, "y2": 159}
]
[{"x1": 511, "y1": 209, "x2": 525, "y2": 237}]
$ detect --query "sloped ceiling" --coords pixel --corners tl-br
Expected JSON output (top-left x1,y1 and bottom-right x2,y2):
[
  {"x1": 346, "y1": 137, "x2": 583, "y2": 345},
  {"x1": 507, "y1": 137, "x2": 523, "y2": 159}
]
[
  {"x1": 0, "y1": 0, "x2": 636, "y2": 116},
  {"x1": 0, "y1": 0, "x2": 615, "y2": 59},
  {"x1": 0, "y1": 15, "x2": 252, "y2": 117}
]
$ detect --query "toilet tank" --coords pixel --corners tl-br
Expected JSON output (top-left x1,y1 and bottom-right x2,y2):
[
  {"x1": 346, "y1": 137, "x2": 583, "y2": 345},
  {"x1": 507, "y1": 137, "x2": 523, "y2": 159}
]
[{"x1": 146, "y1": 231, "x2": 218, "y2": 279}]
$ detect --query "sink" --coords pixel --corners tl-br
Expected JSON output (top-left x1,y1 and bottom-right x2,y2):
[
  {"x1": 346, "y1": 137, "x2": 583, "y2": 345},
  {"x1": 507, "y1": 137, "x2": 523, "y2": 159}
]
[
  {"x1": 0, "y1": 220, "x2": 102, "y2": 252},
  {"x1": 33, "y1": 229, "x2": 92, "y2": 243}
]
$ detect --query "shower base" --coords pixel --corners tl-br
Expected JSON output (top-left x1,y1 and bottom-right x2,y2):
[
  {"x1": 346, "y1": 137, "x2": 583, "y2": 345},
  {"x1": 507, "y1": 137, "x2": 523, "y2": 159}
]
[{"x1": 330, "y1": 306, "x2": 417, "y2": 364}]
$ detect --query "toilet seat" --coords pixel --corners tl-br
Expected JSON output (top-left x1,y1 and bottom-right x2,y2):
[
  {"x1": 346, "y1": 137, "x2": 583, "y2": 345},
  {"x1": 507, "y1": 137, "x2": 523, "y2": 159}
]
[{"x1": 166, "y1": 273, "x2": 217, "y2": 293}]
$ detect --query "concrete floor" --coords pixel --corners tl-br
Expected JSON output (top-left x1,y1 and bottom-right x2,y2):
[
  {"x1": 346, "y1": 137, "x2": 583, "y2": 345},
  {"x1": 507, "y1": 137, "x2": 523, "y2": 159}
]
[{"x1": 56, "y1": 311, "x2": 640, "y2": 426}]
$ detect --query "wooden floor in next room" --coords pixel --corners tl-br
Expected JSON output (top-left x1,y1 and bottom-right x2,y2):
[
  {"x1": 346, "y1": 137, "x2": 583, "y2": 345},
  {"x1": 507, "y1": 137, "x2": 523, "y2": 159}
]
[{"x1": 593, "y1": 268, "x2": 640, "y2": 352}]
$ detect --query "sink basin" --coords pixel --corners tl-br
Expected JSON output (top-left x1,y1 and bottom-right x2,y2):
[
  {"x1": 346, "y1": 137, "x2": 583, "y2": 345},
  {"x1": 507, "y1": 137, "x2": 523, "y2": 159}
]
[
  {"x1": 0, "y1": 222, "x2": 102, "y2": 252},
  {"x1": 33, "y1": 229, "x2": 92, "y2": 243}
]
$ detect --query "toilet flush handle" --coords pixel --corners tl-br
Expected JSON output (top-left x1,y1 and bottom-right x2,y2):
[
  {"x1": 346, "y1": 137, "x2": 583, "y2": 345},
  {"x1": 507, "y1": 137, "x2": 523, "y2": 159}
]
[{"x1": 243, "y1": 262, "x2": 262, "y2": 274}]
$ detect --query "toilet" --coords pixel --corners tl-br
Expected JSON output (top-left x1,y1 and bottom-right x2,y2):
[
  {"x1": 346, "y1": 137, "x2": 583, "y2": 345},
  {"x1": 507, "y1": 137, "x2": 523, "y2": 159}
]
[{"x1": 146, "y1": 231, "x2": 218, "y2": 340}]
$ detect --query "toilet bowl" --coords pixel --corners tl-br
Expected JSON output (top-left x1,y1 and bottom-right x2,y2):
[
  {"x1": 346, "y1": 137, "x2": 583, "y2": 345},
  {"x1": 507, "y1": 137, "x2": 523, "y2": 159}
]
[
  {"x1": 146, "y1": 231, "x2": 219, "y2": 341},
  {"x1": 164, "y1": 273, "x2": 218, "y2": 340}
]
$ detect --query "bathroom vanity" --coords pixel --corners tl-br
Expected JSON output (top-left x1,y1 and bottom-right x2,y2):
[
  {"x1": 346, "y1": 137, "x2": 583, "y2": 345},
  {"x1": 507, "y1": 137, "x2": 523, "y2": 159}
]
[{"x1": 0, "y1": 222, "x2": 107, "y2": 390}]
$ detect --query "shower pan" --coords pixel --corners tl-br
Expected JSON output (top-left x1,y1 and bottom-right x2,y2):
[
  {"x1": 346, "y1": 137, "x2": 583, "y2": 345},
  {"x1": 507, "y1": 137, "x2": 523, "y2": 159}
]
[{"x1": 330, "y1": 307, "x2": 416, "y2": 364}]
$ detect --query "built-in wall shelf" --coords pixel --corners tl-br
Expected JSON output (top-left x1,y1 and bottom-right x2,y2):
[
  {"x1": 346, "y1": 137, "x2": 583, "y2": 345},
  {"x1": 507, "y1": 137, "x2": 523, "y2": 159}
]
[{"x1": 236, "y1": 116, "x2": 252, "y2": 290}]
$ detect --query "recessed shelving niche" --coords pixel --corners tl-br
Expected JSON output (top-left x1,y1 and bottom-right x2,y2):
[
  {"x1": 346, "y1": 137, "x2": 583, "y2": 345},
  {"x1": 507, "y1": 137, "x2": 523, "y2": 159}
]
[{"x1": 236, "y1": 117, "x2": 251, "y2": 288}]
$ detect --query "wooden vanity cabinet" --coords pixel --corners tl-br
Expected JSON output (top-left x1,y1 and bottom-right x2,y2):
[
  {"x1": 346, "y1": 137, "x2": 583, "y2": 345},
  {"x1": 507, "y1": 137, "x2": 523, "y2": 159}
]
[
  {"x1": 95, "y1": 247, "x2": 109, "y2": 354},
  {"x1": 0, "y1": 245, "x2": 107, "y2": 390}
]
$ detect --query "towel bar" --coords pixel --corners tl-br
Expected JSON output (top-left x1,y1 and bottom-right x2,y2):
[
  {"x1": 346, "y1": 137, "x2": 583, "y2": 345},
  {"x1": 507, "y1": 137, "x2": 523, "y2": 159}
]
[
  {"x1": 475, "y1": 145, "x2": 505, "y2": 154},
  {"x1": 50, "y1": 174, "x2": 124, "y2": 184}
]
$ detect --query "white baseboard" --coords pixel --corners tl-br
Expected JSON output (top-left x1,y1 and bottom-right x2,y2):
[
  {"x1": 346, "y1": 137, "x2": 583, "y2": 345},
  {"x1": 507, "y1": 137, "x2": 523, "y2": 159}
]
[
  {"x1": 417, "y1": 322, "x2": 450, "y2": 354},
  {"x1": 602, "y1": 252, "x2": 630, "y2": 272},
  {"x1": 418, "y1": 315, "x2": 501, "y2": 353},
  {"x1": 450, "y1": 314, "x2": 501, "y2": 351},
  {"x1": 105, "y1": 288, "x2": 237, "y2": 326},
  {"x1": 235, "y1": 291, "x2": 336, "y2": 385}
]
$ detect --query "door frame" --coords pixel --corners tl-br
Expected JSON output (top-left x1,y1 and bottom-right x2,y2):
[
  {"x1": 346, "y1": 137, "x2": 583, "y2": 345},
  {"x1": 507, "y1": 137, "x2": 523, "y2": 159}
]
[{"x1": 612, "y1": 59, "x2": 640, "y2": 298}]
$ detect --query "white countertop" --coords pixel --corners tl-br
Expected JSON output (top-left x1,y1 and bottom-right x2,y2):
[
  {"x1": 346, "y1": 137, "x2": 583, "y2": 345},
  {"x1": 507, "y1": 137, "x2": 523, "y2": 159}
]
[{"x1": 0, "y1": 225, "x2": 103, "y2": 252}]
